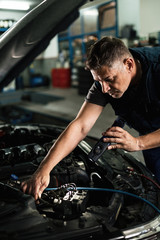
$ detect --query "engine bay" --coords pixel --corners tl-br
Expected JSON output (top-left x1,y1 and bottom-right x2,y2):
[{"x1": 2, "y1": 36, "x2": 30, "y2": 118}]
[{"x1": 0, "y1": 123, "x2": 160, "y2": 240}]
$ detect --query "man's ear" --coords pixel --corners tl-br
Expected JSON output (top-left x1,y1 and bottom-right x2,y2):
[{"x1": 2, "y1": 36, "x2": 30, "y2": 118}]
[{"x1": 123, "y1": 58, "x2": 134, "y2": 73}]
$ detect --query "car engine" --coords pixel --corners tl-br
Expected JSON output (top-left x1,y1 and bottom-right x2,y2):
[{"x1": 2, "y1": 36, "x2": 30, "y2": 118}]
[{"x1": 0, "y1": 123, "x2": 160, "y2": 240}]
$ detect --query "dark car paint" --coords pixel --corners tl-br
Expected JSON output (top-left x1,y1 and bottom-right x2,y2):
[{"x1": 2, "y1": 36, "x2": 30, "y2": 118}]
[{"x1": 0, "y1": 0, "x2": 87, "y2": 89}]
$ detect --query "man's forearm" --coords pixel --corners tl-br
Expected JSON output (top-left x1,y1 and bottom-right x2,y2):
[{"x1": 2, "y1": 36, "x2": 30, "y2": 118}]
[
  {"x1": 38, "y1": 120, "x2": 88, "y2": 173},
  {"x1": 137, "y1": 129, "x2": 160, "y2": 151}
]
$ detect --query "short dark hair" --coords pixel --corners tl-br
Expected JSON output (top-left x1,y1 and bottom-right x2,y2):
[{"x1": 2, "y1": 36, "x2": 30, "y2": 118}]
[{"x1": 86, "y1": 36, "x2": 132, "y2": 70}]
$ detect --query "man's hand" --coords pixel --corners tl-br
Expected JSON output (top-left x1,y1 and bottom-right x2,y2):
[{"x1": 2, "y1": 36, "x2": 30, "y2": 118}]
[
  {"x1": 102, "y1": 126, "x2": 139, "y2": 152},
  {"x1": 21, "y1": 169, "x2": 50, "y2": 200}
]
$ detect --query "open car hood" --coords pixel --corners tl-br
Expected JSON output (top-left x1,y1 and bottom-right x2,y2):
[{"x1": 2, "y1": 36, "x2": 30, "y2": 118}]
[{"x1": 0, "y1": 0, "x2": 87, "y2": 89}]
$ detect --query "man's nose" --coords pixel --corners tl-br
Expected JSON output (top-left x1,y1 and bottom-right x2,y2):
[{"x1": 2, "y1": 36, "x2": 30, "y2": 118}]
[{"x1": 102, "y1": 81, "x2": 110, "y2": 93}]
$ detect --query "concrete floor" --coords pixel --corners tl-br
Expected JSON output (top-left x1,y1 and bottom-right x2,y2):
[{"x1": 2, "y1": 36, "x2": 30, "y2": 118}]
[{"x1": 19, "y1": 86, "x2": 144, "y2": 163}]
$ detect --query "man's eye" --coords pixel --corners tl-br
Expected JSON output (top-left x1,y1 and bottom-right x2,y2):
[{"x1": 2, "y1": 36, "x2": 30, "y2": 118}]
[
  {"x1": 113, "y1": 76, "x2": 117, "y2": 81},
  {"x1": 104, "y1": 78, "x2": 112, "y2": 82}
]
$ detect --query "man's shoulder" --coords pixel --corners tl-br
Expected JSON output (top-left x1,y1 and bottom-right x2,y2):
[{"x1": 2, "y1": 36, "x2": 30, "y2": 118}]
[{"x1": 129, "y1": 47, "x2": 160, "y2": 64}]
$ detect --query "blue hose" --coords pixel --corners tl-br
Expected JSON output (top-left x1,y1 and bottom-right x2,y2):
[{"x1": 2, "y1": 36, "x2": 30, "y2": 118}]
[{"x1": 45, "y1": 187, "x2": 160, "y2": 214}]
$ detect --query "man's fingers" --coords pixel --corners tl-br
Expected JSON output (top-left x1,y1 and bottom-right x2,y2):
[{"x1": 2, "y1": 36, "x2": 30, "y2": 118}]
[
  {"x1": 21, "y1": 180, "x2": 38, "y2": 198},
  {"x1": 103, "y1": 136, "x2": 122, "y2": 144},
  {"x1": 21, "y1": 174, "x2": 50, "y2": 201},
  {"x1": 107, "y1": 143, "x2": 123, "y2": 150},
  {"x1": 103, "y1": 127, "x2": 125, "y2": 137},
  {"x1": 38, "y1": 190, "x2": 42, "y2": 199},
  {"x1": 35, "y1": 192, "x2": 40, "y2": 201},
  {"x1": 35, "y1": 182, "x2": 48, "y2": 199},
  {"x1": 21, "y1": 181, "x2": 25, "y2": 189},
  {"x1": 106, "y1": 126, "x2": 123, "y2": 132},
  {"x1": 21, "y1": 181, "x2": 29, "y2": 193}
]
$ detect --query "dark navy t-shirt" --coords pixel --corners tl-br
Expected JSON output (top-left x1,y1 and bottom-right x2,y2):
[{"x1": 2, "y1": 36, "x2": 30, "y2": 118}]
[{"x1": 86, "y1": 47, "x2": 160, "y2": 135}]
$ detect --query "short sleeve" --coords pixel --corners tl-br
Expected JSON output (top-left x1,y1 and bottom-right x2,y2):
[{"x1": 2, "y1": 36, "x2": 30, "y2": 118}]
[{"x1": 85, "y1": 81, "x2": 109, "y2": 107}]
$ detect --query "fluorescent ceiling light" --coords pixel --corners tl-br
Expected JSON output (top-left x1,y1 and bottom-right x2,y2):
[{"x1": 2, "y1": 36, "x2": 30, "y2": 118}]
[
  {"x1": 82, "y1": 9, "x2": 98, "y2": 16},
  {"x1": 0, "y1": 1, "x2": 30, "y2": 11}
]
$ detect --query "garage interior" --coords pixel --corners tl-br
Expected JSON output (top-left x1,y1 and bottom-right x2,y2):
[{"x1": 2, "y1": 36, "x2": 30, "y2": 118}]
[
  {"x1": 1, "y1": 1, "x2": 160, "y2": 239},
  {"x1": 0, "y1": 0, "x2": 160, "y2": 164}
]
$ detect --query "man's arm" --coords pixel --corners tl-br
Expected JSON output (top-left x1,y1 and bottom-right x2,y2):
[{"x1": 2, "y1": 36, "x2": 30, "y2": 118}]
[
  {"x1": 21, "y1": 101, "x2": 103, "y2": 200},
  {"x1": 102, "y1": 127, "x2": 160, "y2": 151}
]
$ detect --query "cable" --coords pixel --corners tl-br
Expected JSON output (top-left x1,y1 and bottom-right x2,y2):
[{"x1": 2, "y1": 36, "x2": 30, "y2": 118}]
[
  {"x1": 141, "y1": 174, "x2": 160, "y2": 190},
  {"x1": 9, "y1": 173, "x2": 160, "y2": 213},
  {"x1": 126, "y1": 167, "x2": 160, "y2": 190},
  {"x1": 45, "y1": 186, "x2": 160, "y2": 214}
]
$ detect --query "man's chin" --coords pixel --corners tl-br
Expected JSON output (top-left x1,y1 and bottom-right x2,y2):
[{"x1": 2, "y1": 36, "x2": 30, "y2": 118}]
[{"x1": 111, "y1": 92, "x2": 124, "y2": 98}]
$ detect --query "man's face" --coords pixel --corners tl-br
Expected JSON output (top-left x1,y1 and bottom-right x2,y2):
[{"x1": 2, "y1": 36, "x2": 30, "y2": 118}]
[{"x1": 90, "y1": 61, "x2": 132, "y2": 98}]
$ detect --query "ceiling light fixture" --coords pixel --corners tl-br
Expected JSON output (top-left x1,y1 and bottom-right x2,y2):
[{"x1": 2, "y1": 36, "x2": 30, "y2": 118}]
[
  {"x1": 82, "y1": 9, "x2": 98, "y2": 16},
  {"x1": 0, "y1": 1, "x2": 30, "y2": 11}
]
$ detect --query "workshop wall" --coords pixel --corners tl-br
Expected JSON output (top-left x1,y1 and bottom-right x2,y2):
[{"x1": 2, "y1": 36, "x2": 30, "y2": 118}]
[
  {"x1": 117, "y1": 0, "x2": 140, "y2": 37},
  {"x1": 0, "y1": 10, "x2": 26, "y2": 21},
  {"x1": 118, "y1": 0, "x2": 160, "y2": 39},
  {"x1": 140, "y1": 0, "x2": 160, "y2": 37}
]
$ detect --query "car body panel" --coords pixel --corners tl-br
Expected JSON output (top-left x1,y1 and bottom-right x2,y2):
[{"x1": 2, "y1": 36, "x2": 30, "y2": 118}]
[{"x1": 0, "y1": 0, "x2": 87, "y2": 89}]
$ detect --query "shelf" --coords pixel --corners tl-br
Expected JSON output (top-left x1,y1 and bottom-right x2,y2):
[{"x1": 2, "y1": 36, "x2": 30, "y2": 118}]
[{"x1": 58, "y1": 0, "x2": 118, "y2": 68}]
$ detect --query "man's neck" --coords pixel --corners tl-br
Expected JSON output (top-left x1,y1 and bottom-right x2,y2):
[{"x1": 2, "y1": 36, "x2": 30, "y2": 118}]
[{"x1": 131, "y1": 58, "x2": 142, "y2": 86}]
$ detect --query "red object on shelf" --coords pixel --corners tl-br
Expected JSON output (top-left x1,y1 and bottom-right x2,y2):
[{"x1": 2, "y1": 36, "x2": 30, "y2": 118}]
[{"x1": 51, "y1": 68, "x2": 71, "y2": 88}]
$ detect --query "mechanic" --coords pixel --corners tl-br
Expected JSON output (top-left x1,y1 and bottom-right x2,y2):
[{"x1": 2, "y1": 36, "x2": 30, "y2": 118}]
[{"x1": 21, "y1": 36, "x2": 160, "y2": 200}]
